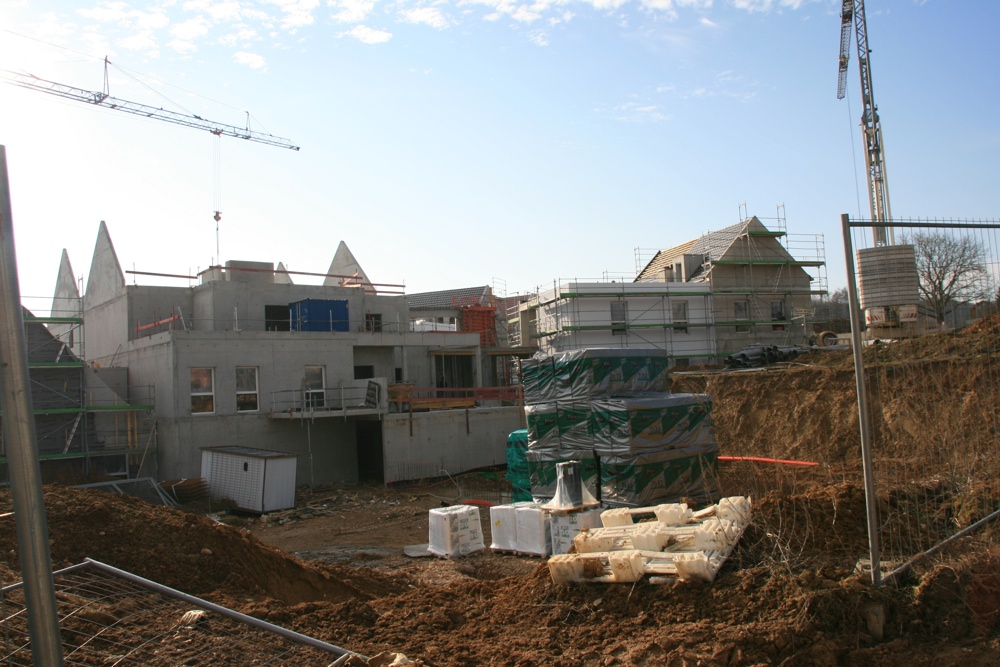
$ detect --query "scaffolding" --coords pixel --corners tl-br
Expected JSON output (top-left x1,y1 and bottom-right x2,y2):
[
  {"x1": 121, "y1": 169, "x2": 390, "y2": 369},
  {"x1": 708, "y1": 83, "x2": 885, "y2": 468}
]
[{"x1": 1, "y1": 299, "x2": 157, "y2": 482}]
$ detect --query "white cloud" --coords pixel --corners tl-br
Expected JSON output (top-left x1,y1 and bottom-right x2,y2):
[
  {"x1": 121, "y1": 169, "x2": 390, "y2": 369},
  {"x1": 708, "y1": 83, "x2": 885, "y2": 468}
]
[
  {"x1": 118, "y1": 30, "x2": 159, "y2": 54},
  {"x1": 218, "y1": 27, "x2": 260, "y2": 46},
  {"x1": 528, "y1": 29, "x2": 549, "y2": 46},
  {"x1": 614, "y1": 101, "x2": 668, "y2": 122},
  {"x1": 511, "y1": 5, "x2": 541, "y2": 23},
  {"x1": 590, "y1": 0, "x2": 630, "y2": 9},
  {"x1": 342, "y1": 24, "x2": 392, "y2": 44},
  {"x1": 34, "y1": 12, "x2": 79, "y2": 43},
  {"x1": 183, "y1": 0, "x2": 245, "y2": 22},
  {"x1": 731, "y1": 0, "x2": 803, "y2": 11},
  {"x1": 171, "y1": 16, "x2": 212, "y2": 41},
  {"x1": 77, "y1": 2, "x2": 131, "y2": 23},
  {"x1": 168, "y1": 38, "x2": 199, "y2": 54},
  {"x1": 233, "y1": 50, "x2": 267, "y2": 69},
  {"x1": 80, "y1": 31, "x2": 114, "y2": 57},
  {"x1": 264, "y1": 0, "x2": 321, "y2": 29},
  {"x1": 700, "y1": 17, "x2": 717, "y2": 28},
  {"x1": 328, "y1": 0, "x2": 375, "y2": 24},
  {"x1": 399, "y1": 7, "x2": 452, "y2": 30},
  {"x1": 135, "y1": 9, "x2": 170, "y2": 30}
]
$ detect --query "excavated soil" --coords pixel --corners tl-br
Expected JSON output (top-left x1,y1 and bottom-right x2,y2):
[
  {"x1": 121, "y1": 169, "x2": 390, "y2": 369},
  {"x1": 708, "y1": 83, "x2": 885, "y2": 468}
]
[{"x1": 2, "y1": 315, "x2": 1000, "y2": 665}]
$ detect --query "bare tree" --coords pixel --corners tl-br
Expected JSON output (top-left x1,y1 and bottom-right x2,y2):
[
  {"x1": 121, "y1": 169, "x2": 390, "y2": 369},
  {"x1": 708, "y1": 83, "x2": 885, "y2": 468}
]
[
  {"x1": 811, "y1": 287, "x2": 852, "y2": 333},
  {"x1": 909, "y1": 232, "x2": 991, "y2": 325}
]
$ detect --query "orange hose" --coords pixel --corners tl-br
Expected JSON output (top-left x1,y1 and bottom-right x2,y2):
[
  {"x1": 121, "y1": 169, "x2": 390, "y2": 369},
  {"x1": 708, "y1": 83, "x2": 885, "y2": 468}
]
[{"x1": 719, "y1": 455, "x2": 819, "y2": 467}]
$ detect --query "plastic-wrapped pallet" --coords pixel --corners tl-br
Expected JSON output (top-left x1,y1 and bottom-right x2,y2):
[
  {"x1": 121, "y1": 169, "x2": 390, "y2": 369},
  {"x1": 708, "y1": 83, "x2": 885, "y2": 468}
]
[
  {"x1": 428, "y1": 505, "x2": 485, "y2": 558},
  {"x1": 515, "y1": 505, "x2": 552, "y2": 556},
  {"x1": 550, "y1": 507, "x2": 604, "y2": 555},
  {"x1": 490, "y1": 501, "x2": 540, "y2": 552},
  {"x1": 522, "y1": 349, "x2": 672, "y2": 404}
]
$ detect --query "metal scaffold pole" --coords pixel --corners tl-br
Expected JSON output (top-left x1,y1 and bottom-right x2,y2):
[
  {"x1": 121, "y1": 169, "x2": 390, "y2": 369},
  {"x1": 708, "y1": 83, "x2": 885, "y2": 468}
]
[{"x1": 0, "y1": 145, "x2": 65, "y2": 665}]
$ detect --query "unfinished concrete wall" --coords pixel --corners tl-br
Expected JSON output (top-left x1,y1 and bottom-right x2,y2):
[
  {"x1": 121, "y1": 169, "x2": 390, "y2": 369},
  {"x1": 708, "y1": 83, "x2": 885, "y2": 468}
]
[
  {"x1": 381, "y1": 406, "x2": 523, "y2": 483},
  {"x1": 156, "y1": 413, "x2": 358, "y2": 485},
  {"x1": 186, "y1": 280, "x2": 410, "y2": 335},
  {"x1": 128, "y1": 285, "x2": 194, "y2": 339},
  {"x1": 85, "y1": 295, "x2": 131, "y2": 363},
  {"x1": 352, "y1": 345, "x2": 397, "y2": 380}
]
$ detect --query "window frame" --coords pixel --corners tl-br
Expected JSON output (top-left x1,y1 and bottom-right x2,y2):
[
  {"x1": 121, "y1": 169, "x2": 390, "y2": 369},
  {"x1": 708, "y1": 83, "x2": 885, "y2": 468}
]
[
  {"x1": 672, "y1": 300, "x2": 689, "y2": 335},
  {"x1": 611, "y1": 301, "x2": 628, "y2": 336},
  {"x1": 734, "y1": 300, "x2": 751, "y2": 333},
  {"x1": 190, "y1": 367, "x2": 215, "y2": 414},
  {"x1": 771, "y1": 300, "x2": 786, "y2": 331},
  {"x1": 304, "y1": 365, "x2": 326, "y2": 409},
  {"x1": 236, "y1": 366, "x2": 259, "y2": 413}
]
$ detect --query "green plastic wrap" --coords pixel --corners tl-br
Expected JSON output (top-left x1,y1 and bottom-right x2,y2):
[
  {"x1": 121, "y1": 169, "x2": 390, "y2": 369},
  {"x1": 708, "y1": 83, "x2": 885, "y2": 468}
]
[
  {"x1": 505, "y1": 429, "x2": 532, "y2": 502},
  {"x1": 527, "y1": 446, "x2": 720, "y2": 507},
  {"x1": 524, "y1": 393, "x2": 721, "y2": 507},
  {"x1": 522, "y1": 349, "x2": 672, "y2": 403}
]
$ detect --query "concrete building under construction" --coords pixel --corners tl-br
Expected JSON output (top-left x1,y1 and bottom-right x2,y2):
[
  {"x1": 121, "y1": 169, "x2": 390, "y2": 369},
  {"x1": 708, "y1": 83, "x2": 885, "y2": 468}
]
[{"x1": 48, "y1": 222, "x2": 523, "y2": 488}]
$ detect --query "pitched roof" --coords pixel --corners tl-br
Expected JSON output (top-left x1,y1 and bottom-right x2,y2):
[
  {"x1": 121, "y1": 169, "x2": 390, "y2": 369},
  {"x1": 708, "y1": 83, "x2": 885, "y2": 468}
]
[
  {"x1": 323, "y1": 241, "x2": 371, "y2": 288},
  {"x1": 407, "y1": 286, "x2": 492, "y2": 310},
  {"x1": 635, "y1": 217, "x2": 783, "y2": 281}
]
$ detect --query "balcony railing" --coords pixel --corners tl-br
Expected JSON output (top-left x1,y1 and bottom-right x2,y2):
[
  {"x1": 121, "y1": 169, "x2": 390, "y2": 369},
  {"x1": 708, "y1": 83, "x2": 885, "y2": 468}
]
[
  {"x1": 389, "y1": 385, "x2": 523, "y2": 412},
  {"x1": 269, "y1": 379, "x2": 386, "y2": 418}
]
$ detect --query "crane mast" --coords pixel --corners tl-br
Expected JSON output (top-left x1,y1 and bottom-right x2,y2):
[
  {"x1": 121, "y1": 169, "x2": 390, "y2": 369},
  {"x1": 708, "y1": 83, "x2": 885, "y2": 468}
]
[{"x1": 837, "y1": 0, "x2": 891, "y2": 246}]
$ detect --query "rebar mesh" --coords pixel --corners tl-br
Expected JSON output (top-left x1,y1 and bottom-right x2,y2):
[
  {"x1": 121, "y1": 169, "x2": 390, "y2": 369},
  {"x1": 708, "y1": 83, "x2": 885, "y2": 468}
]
[{"x1": 0, "y1": 560, "x2": 351, "y2": 666}]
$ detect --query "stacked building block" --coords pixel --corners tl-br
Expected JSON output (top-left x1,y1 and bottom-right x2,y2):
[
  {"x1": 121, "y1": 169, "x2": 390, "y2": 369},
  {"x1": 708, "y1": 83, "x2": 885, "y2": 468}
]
[{"x1": 428, "y1": 505, "x2": 485, "y2": 558}]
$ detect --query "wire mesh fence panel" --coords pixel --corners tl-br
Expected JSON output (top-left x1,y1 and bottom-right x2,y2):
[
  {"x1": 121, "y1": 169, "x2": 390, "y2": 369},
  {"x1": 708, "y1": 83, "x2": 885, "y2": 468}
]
[
  {"x1": 842, "y1": 216, "x2": 1000, "y2": 582},
  {"x1": 0, "y1": 561, "x2": 352, "y2": 666}
]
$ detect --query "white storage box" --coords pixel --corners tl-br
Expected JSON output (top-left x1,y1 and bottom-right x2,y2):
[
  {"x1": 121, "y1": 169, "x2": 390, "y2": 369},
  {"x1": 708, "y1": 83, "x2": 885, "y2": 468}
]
[
  {"x1": 490, "y1": 502, "x2": 539, "y2": 552},
  {"x1": 515, "y1": 505, "x2": 552, "y2": 556},
  {"x1": 428, "y1": 505, "x2": 485, "y2": 558},
  {"x1": 550, "y1": 507, "x2": 604, "y2": 555},
  {"x1": 200, "y1": 446, "x2": 297, "y2": 513}
]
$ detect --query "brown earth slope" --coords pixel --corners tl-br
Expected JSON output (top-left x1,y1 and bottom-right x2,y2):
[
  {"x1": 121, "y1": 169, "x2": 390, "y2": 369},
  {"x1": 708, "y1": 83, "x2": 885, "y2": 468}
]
[{"x1": 2, "y1": 316, "x2": 999, "y2": 665}]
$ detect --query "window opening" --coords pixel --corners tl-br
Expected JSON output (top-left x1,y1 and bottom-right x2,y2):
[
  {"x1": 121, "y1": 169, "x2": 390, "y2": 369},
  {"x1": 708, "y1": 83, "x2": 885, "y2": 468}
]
[
  {"x1": 190, "y1": 368, "x2": 215, "y2": 414},
  {"x1": 611, "y1": 301, "x2": 628, "y2": 336},
  {"x1": 734, "y1": 300, "x2": 750, "y2": 333},
  {"x1": 236, "y1": 367, "x2": 259, "y2": 412},
  {"x1": 672, "y1": 301, "x2": 689, "y2": 334},
  {"x1": 304, "y1": 366, "x2": 325, "y2": 409}
]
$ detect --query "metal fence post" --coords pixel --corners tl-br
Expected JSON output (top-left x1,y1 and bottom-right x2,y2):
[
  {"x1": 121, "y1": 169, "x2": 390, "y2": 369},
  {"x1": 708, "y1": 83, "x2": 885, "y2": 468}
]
[
  {"x1": 0, "y1": 145, "x2": 65, "y2": 663},
  {"x1": 841, "y1": 213, "x2": 883, "y2": 587}
]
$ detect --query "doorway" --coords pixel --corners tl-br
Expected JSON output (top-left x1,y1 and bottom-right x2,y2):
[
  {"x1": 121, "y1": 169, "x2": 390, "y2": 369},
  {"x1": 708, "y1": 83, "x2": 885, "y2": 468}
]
[{"x1": 355, "y1": 420, "x2": 384, "y2": 484}]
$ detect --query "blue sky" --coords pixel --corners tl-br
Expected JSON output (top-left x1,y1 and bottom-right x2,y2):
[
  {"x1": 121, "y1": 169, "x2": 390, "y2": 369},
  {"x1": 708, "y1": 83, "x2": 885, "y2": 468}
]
[{"x1": 1, "y1": 0, "x2": 998, "y2": 305}]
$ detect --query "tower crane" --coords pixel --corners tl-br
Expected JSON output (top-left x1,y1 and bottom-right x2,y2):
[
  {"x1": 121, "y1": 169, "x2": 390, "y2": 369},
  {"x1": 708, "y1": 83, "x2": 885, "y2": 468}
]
[
  {"x1": 2, "y1": 58, "x2": 299, "y2": 260},
  {"x1": 837, "y1": 1, "x2": 921, "y2": 335},
  {"x1": 1, "y1": 59, "x2": 300, "y2": 151},
  {"x1": 837, "y1": 0, "x2": 891, "y2": 246}
]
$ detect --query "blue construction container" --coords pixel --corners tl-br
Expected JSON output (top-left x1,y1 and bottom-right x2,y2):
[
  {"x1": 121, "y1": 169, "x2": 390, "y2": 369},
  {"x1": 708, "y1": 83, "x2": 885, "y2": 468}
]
[{"x1": 290, "y1": 299, "x2": 350, "y2": 332}]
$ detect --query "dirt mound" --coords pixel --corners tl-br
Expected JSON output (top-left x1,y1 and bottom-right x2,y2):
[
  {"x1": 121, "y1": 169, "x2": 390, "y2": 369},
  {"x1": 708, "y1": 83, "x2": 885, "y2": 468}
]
[
  {"x1": 3, "y1": 316, "x2": 1000, "y2": 664},
  {"x1": 0, "y1": 485, "x2": 363, "y2": 605},
  {"x1": 673, "y1": 363, "x2": 862, "y2": 462},
  {"x1": 2, "y1": 475, "x2": 999, "y2": 664}
]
